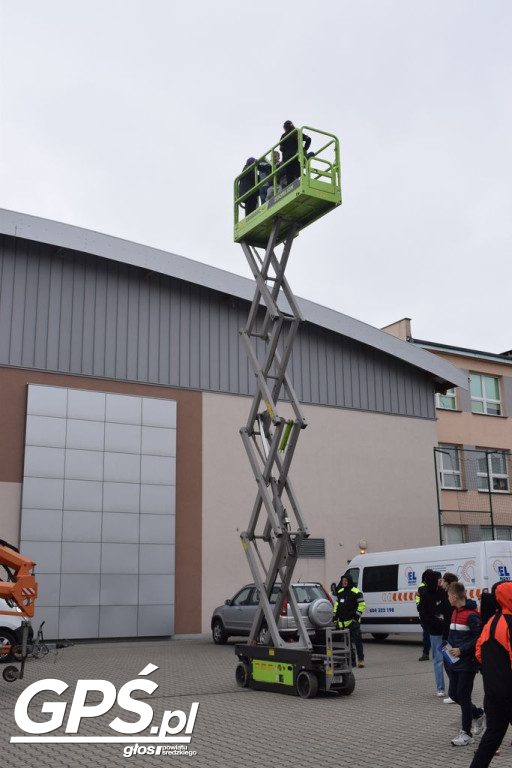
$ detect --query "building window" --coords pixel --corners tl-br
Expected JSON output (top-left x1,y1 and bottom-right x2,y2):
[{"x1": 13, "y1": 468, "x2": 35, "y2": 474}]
[
  {"x1": 480, "y1": 526, "x2": 512, "y2": 541},
  {"x1": 470, "y1": 374, "x2": 501, "y2": 415},
  {"x1": 476, "y1": 449, "x2": 510, "y2": 493},
  {"x1": 443, "y1": 525, "x2": 465, "y2": 544},
  {"x1": 438, "y1": 445, "x2": 462, "y2": 489},
  {"x1": 436, "y1": 388, "x2": 457, "y2": 410}
]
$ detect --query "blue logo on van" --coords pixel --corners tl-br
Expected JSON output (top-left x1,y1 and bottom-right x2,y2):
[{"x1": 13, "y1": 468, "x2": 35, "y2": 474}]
[
  {"x1": 497, "y1": 565, "x2": 511, "y2": 581},
  {"x1": 406, "y1": 569, "x2": 417, "y2": 586}
]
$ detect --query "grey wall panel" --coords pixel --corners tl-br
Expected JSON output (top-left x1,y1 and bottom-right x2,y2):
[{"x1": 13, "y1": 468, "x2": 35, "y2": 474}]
[
  {"x1": 169, "y1": 284, "x2": 180, "y2": 388},
  {"x1": 158, "y1": 284, "x2": 170, "y2": 386},
  {"x1": 92, "y1": 261, "x2": 106, "y2": 377},
  {"x1": 104, "y1": 264, "x2": 118, "y2": 380},
  {"x1": 147, "y1": 279, "x2": 158, "y2": 383},
  {"x1": 21, "y1": 385, "x2": 176, "y2": 639},
  {"x1": 34, "y1": 249, "x2": 50, "y2": 370},
  {"x1": 82, "y1": 265, "x2": 96, "y2": 374},
  {"x1": 178, "y1": 283, "x2": 190, "y2": 389},
  {"x1": 310, "y1": 327, "x2": 320, "y2": 405},
  {"x1": 69, "y1": 260, "x2": 85, "y2": 374},
  {"x1": 0, "y1": 245, "x2": 14, "y2": 357},
  {"x1": 137, "y1": 278, "x2": 150, "y2": 382},
  {"x1": 11, "y1": 249, "x2": 28, "y2": 366},
  {"x1": 21, "y1": 245, "x2": 39, "y2": 368},
  {"x1": 0, "y1": 235, "x2": 436, "y2": 419},
  {"x1": 189, "y1": 286, "x2": 201, "y2": 389},
  {"x1": 218, "y1": 301, "x2": 230, "y2": 393}
]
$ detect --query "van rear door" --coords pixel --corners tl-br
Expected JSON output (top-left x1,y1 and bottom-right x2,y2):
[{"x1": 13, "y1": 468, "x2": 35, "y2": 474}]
[{"x1": 485, "y1": 541, "x2": 512, "y2": 587}]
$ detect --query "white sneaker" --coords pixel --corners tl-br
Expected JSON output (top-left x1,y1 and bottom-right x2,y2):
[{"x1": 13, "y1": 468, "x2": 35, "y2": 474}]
[
  {"x1": 436, "y1": 690, "x2": 446, "y2": 697},
  {"x1": 451, "y1": 731, "x2": 474, "y2": 747},
  {"x1": 473, "y1": 714, "x2": 486, "y2": 736},
  {"x1": 443, "y1": 697, "x2": 455, "y2": 704}
]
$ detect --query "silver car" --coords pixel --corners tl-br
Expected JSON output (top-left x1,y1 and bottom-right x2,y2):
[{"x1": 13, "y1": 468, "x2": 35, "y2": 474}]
[{"x1": 211, "y1": 582, "x2": 333, "y2": 644}]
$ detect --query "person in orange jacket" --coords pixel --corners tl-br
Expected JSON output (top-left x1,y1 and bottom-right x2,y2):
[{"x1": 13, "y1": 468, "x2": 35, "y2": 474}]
[{"x1": 469, "y1": 580, "x2": 512, "y2": 767}]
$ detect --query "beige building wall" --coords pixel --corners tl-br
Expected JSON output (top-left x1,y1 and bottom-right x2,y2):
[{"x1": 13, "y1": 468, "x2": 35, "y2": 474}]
[
  {"x1": 201, "y1": 391, "x2": 439, "y2": 632},
  {"x1": 434, "y1": 351, "x2": 512, "y2": 449}
]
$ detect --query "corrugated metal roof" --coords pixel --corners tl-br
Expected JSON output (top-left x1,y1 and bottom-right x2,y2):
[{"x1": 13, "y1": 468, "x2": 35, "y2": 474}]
[{"x1": 0, "y1": 208, "x2": 468, "y2": 390}]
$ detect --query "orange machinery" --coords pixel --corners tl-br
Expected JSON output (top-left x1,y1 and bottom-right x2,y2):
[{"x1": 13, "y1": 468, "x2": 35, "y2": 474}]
[
  {"x1": 0, "y1": 540, "x2": 38, "y2": 618},
  {"x1": 0, "y1": 540, "x2": 38, "y2": 682}
]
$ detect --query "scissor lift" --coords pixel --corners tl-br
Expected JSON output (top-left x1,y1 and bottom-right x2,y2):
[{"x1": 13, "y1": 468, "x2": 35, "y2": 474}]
[{"x1": 234, "y1": 127, "x2": 354, "y2": 697}]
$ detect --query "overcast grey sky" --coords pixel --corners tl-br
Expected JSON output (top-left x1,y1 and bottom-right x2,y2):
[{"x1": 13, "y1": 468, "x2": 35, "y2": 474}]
[{"x1": 1, "y1": 1, "x2": 511, "y2": 352}]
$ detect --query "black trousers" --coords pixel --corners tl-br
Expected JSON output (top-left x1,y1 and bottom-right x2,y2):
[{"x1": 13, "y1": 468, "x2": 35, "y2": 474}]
[
  {"x1": 469, "y1": 696, "x2": 512, "y2": 768},
  {"x1": 447, "y1": 669, "x2": 483, "y2": 735},
  {"x1": 280, "y1": 156, "x2": 300, "y2": 186}
]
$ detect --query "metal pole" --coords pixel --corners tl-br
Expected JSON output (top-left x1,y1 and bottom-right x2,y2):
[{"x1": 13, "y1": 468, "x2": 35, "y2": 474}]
[
  {"x1": 433, "y1": 448, "x2": 444, "y2": 545},
  {"x1": 487, "y1": 450, "x2": 496, "y2": 540}
]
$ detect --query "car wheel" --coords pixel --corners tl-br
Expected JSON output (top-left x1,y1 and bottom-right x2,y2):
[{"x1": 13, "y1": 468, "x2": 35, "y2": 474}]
[
  {"x1": 257, "y1": 625, "x2": 269, "y2": 645},
  {"x1": 337, "y1": 671, "x2": 356, "y2": 696},
  {"x1": 371, "y1": 633, "x2": 389, "y2": 641},
  {"x1": 0, "y1": 629, "x2": 18, "y2": 662},
  {"x1": 235, "y1": 662, "x2": 250, "y2": 688},
  {"x1": 296, "y1": 670, "x2": 318, "y2": 698},
  {"x1": 212, "y1": 619, "x2": 228, "y2": 645}
]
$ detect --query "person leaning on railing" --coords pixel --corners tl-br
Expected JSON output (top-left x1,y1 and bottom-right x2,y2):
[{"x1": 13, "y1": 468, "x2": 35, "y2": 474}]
[{"x1": 259, "y1": 150, "x2": 281, "y2": 203}]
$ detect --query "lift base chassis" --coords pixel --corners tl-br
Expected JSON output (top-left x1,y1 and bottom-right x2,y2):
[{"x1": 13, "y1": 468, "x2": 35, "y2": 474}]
[{"x1": 234, "y1": 628, "x2": 355, "y2": 698}]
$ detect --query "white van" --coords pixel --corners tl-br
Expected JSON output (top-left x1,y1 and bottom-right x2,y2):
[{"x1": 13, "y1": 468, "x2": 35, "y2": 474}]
[{"x1": 345, "y1": 540, "x2": 512, "y2": 638}]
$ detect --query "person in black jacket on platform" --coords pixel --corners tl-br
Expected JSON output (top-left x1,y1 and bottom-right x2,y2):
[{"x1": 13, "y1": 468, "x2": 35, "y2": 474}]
[
  {"x1": 418, "y1": 570, "x2": 450, "y2": 696},
  {"x1": 238, "y1": 158, "x2": 259, "y2": 216},
  {"x1": 279, "y1": 120, "x2": 311, "y2": 187},
  {"x1": 333, "y1": 573, "x2": 366, "y2": 667}
]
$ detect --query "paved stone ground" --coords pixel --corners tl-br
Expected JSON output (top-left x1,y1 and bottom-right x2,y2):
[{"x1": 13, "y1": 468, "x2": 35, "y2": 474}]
[{"x1": 0, "y1": 633, "x2": 508, "y2": 768}]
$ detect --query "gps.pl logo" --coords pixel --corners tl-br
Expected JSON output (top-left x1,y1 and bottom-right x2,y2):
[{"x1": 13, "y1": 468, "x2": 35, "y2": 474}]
[{"x1": 11, "y1": 663, "x2": 199, "y2": 756}]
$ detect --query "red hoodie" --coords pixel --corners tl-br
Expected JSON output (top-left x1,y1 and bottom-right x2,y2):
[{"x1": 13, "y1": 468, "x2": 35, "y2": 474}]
[{"x1": 476, "y1": 581, "x2": 512, "y2": 700}]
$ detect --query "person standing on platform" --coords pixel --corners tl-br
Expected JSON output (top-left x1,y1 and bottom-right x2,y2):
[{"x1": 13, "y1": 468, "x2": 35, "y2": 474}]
[
  {"x1": 279, "y1": 120, "x2": 311, "y2": 187},
  {"x1": 333, "y1": 573, "x2": 366, "y2": 668},
  {"x1": 238, "y1": 158, "x2": 259, "y2": 216}
]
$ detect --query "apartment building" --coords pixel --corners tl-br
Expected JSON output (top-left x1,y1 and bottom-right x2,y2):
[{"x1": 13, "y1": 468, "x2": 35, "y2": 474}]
[{"x1": 383, "y1": 318, "x2": 512, "y2": 544}]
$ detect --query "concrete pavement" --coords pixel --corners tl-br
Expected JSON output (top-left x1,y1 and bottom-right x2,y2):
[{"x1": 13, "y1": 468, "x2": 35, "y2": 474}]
[{"x1": 0, "y1": 633, "x2": 506, "y2": 768}]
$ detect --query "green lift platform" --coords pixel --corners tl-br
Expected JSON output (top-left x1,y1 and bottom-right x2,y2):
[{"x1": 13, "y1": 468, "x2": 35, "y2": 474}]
[
  {"x1": 234, "y1": 126, "x2": 352, "y2": 698},
  {"x1": 234, "y1": 126, "x2": 341, "y2": 247}
]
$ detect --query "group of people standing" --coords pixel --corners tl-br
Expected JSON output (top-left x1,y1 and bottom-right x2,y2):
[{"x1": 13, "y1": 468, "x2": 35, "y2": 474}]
[
  {"x1": 417, "y1": 569, "x2": 512, "y2": 765},
  {"x1": 238, "y1": 120, "x2": 312, "y2": 216}
]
